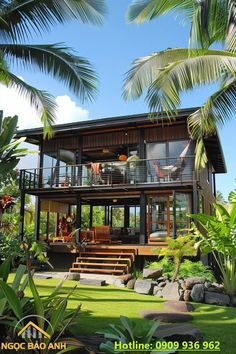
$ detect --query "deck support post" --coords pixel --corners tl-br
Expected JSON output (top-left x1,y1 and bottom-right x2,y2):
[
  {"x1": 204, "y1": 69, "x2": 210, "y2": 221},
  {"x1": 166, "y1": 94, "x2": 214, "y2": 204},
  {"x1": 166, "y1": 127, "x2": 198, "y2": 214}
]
[
  {"x1": 76, "y1": 194, "x2": 82, "y2": 229},
  {"x1": 193, "y1": 181, "x2": 198, "y2": 214},
  {"x1": 139, "y1": 192, "x2": 146, "y2": 245},
  {"x1": 89, "y1": 204, "x2": 93, "y2": 227},
  {"x1": 124, "y1": 204, "x2": 129, "y2": 228},
  {"x1": 19, "y1": 191, "x2": 25, "y2": 241}
]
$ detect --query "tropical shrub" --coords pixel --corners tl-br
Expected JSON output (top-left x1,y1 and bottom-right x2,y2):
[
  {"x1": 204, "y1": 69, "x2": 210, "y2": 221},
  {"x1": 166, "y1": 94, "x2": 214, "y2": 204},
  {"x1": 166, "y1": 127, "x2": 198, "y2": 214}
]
[
  {"x1": 0, "y1": 258, "x2": 83, "y2": 353},
  {"x1": 156, "y1": 235, "x2": 197, "y2": 281},
  {"x1": 98, "y1": 315, "x2": 175, "y2": 354},
  {"x1": 192, "y1": 191, "x2": 236, "y2": 295},
  {"x1": 145, "y1": 258, "x2": 215, "y2": 282}
]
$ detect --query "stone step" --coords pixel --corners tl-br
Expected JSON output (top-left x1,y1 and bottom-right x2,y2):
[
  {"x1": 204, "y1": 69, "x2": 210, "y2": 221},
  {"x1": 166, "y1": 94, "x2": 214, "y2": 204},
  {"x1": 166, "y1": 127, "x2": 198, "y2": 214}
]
[{"x1": 69, "y1": 268, "x2": 124, "y2": 274}]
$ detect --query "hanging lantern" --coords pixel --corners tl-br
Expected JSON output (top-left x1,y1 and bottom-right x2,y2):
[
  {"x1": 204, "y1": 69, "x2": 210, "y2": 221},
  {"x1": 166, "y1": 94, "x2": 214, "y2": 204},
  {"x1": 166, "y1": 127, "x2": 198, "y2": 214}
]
[{"x1": 119, "y1": 154, "x2": 127, "y2": 161}]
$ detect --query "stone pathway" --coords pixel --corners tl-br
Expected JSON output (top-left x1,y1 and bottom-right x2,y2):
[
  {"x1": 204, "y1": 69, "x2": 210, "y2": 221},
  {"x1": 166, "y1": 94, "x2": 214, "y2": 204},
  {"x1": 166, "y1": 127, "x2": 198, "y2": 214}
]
[{"x1": 140, "y1": 309, "x2": 193, "y2": 323}]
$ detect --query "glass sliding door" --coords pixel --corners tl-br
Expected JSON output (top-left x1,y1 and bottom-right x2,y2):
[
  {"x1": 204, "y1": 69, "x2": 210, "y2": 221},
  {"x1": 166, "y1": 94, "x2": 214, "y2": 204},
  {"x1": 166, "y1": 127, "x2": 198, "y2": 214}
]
[
  {"x1": 147, "y1": 192, "x2": 192, "y2": 243},
  {"x1": 175, "y1": 193, "x2": 192, "y2": 235},
  {"x1": 148, "y1": 194, "x2": 173, "y2": 242}
]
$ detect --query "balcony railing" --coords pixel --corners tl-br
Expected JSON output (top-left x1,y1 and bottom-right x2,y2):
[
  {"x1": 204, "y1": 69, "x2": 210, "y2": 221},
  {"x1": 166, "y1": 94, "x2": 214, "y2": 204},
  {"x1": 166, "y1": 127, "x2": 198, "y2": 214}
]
[{"x1": 20, "y1": 157, "x2": 195, "y2": 190}]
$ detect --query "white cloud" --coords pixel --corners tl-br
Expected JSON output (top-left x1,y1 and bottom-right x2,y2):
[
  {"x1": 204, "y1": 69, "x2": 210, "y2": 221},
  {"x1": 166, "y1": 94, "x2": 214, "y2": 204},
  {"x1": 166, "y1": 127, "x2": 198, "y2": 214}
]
[{"x1": 0, "y1": 83, "x2": 89, "y2": 129}]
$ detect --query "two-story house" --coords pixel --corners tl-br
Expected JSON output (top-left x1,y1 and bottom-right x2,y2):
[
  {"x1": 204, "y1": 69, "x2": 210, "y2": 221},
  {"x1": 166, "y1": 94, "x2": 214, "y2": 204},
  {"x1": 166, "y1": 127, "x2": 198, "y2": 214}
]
[{"x1": 17, "y1": 108, "x2": 226, "y2": 274}]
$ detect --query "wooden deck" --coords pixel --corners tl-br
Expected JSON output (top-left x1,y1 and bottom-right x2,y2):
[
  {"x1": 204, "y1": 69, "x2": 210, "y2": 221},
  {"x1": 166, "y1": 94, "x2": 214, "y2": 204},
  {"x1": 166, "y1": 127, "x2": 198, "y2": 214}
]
[{"x1": 49, "y1": 242, "x2": 167, "y2": 256}]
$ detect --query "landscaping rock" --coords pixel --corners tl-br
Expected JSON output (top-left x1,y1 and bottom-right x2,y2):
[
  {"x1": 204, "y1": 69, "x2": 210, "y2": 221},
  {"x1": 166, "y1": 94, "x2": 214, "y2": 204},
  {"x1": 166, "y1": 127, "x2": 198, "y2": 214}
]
[
  {"x1": 158, "y1": 281, "x2": 167, "y2": 288},
  {"x1": 67, "y1": 273, "x2": 80, "y2": 281},
  {"x1": 140, "y1": 310, "x2": 193, "y2": 323},
  {"x1": 157, "y1": 276, "x2": 168, "y2": 283},
  {"x1": 183, "y1": 290, "x2": 191, "y2": 302},
  {"x1": 205, "y1": 291, "x2": 230, "y2": 306},
  {"x1": 206, "y1": 284, "x2": 225, "y2": 293},
  {"x1": 143, "y1": 268, "x2": 163, "y2": 279},
  {"x1": 164, "y1": 301, "x2": 195, "y2": 313},
  {"x1": 79, "y1": 278, "x2": 106, "y2": 286},
  {"x1": 179, "y1": 289, "x2": 184, "y2": 301},
  {"x1": 155, "y1": 290, "x2": 163, "y2": 297},
  {"x1": 191, "y1": 284, "x2": 205, "y2": 302},
  {"x1": 156, "y1": 323, "x2": 204, "y2": 342},
  {"x1": 126, "y1": 278, "x2": 136, "y2": 289},
  {"x1": 114, "y1": 278, "x2": 125, "y2": 288},
  {"x1": 185, "y1": 277, "x2": 207, "y2": 290},
  {"x1": 134, "y1": 279, "x2": 154, "y2": 295},
  {"x1": 118, "y1": 274, "x2": 133, "y2": 284},
  {"x1": 230, "y1": 295, "x2": 236, "y2": 307},
  {"x1": 153, "y1": 286, "x2": 163, "y2": 296},
  {"x1": 162, "y1": 282, "x2": 181, "y2": 301}
]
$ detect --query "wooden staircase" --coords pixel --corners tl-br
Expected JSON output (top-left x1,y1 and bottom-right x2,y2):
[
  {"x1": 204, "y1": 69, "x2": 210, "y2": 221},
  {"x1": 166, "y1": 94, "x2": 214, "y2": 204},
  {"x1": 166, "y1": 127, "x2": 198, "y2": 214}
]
[{"x1": 69, "y1": 248, "x2": 135, "y2": 275}]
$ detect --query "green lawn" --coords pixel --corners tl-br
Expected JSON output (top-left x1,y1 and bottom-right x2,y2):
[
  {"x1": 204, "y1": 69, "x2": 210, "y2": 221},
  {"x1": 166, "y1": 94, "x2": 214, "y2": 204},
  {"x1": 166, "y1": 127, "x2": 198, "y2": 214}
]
[{"x1": 24, "y1": 277, "x2": 236, "y2": 353}]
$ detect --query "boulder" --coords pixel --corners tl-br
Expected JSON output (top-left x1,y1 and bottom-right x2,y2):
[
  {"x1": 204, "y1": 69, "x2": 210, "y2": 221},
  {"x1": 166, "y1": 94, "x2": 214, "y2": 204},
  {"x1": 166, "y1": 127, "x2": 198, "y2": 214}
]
[
  {"x1": 134, "y1": 279, "x2": 154, "y2": 295},
  {"x1": 204, "y1": 291, "x2": 230, "y2": 306},
  {"x1": 162, "y1": 282, "x2": 181, "y2": 301},
  {"x1": 79, "y1": 278, "x2": 106, "y2": 286},
  {"x1": 191, "y1": 284, "x2": 205, "y2": 302},
  {"x1": 164, "y1": 301, "x2": 195, "y2": 313},
  {"x1": 113, "y1": 278, "x2": 125, "y2": 288},
  {"x1": 143, "y1": 268, "x2": 163, "y2": 279},
  {"x1": 67, "y1": 273, "x2": 80, "y2": 281},
  {"x1": 183, "y1": 290, "x2": 191, "y2": 302},
  {"x1": 126, "y1": 278, "x2": 136, "y2": 289},
  {"x1": 153, "y1": 286, "x2": 163, "y2": 296},
  {"x1": 156, "y1": 323, "x2": 204, "y2": 342},
  {"x1": 230, "y1": 295, "x2": 236, "y2": 307},
  {"x1": 206, "y1": 283, "x2": 225, "y2": 293},
  {"x1": 157, "y1": 276, "x2": 168, "y2": 283},
  {"x1": 118, "y1": 274, "x2": 133, "y2": 284},
  {"x1": 140, "y1": 310, "x2": 193, "y2": 323},
  {"x1": 185, "y1": 277, "x2": 207, "y2": 290},
  {"x1": 158, "y1": 281, "x2": 167, "y2": 288}
]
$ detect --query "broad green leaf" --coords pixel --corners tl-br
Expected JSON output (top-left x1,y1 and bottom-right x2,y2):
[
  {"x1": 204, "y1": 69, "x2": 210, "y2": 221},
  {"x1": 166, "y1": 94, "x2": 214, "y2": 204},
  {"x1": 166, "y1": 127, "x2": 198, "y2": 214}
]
[
  {"x1": 12, "y1": 264, "x2": 26, "y2": 292},
  {"x1": 0, "y1": 257, "x2": 11, "y2": 282},
  {"x1": 28, "y1": 272, "x2": 44, "y2": 328},
  {"x1": 0, "y1": 280, "x2": 23, "y2": 319}
]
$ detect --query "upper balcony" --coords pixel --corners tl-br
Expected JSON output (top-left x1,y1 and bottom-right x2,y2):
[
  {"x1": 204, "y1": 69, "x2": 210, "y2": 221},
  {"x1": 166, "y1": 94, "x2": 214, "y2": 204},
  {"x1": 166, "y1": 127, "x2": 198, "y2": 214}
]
[{"x1": 20, "y1": 156, "x2": 195, "y2": 192}]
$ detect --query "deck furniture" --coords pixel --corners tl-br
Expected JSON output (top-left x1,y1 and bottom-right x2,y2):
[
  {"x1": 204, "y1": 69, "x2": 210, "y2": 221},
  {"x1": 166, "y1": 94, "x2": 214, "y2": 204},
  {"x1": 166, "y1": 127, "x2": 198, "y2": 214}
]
[{"x1": 92, "y1": 226, "x2": 111, "y2": 243}]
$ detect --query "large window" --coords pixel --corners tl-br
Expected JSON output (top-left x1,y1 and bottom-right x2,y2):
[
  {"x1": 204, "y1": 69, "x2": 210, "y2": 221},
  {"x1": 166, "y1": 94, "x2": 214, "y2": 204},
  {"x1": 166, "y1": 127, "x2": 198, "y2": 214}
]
[
  {"x1": 147, "y1": 193, "x2": 192, "y2": 242},
  {"x1": 42, "y1": 152, "x2": 57, "y2": 187}
]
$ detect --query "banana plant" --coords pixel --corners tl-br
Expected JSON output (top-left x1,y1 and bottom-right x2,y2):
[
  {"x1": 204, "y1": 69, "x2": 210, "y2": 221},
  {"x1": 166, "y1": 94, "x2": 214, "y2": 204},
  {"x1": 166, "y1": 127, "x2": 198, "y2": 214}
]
[
  {"x1": 192, "y1": 190, "x2": 236, "y2": 295},
  {"x1": 0, "y1": 113, "x2": 29, "y2": 179}
]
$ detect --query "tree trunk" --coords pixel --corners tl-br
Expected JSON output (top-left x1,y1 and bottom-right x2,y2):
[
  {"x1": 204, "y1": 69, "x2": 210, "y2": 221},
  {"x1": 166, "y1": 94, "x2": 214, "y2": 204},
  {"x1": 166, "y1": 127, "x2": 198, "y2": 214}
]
[{"x1": 172, "y1": 259, "x2": 181, "y2": 282}]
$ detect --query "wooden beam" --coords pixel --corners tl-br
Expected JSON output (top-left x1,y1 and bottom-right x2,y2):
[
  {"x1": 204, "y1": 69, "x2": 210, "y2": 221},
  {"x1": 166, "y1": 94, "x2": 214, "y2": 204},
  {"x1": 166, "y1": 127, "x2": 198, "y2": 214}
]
[
  {"x1": 19, "y1": 191, "x2": 25, "y2": 241},
  {"x1": 139, "y1": 192, "x2": 146, "y2": 245}
]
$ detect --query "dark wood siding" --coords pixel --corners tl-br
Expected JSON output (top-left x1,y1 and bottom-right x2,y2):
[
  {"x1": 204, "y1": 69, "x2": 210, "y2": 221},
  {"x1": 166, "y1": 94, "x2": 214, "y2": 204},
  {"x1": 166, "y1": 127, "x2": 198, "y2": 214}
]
[
  {"x1": 144, "y1": 124, "x2": 188, "y2": 142},
  {"x1": 83, "y1": 130, "x2": 139, "y2": 148}
]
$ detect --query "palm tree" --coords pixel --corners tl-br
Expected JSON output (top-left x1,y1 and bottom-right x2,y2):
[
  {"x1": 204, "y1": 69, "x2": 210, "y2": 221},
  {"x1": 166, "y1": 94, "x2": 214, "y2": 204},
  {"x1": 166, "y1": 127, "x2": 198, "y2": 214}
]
[
  {"x1": 124, "y1": 0, "x2": 236, "y2": 168},
  {"x1": 0, "y1": 1, "x2": 106, "y2": 137}
]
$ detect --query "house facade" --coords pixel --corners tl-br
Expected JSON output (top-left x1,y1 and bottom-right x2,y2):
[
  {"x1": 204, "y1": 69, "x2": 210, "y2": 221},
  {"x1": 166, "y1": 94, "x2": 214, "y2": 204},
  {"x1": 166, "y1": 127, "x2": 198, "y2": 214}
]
[{"x1": 18, "y1": 108, "x2": 226, "y2": 272}]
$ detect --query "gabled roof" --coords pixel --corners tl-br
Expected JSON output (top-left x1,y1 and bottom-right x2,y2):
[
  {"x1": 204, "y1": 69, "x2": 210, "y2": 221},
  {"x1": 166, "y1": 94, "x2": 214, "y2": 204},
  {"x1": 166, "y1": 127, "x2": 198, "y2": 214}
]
[{"x1": 16, "y1": 107, "x2": 226, "y2": 173}]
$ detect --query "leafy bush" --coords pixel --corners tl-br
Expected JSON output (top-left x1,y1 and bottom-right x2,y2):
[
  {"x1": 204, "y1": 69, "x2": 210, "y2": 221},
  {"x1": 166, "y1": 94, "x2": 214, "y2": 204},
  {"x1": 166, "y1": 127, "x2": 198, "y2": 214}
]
[
  {"x1": 98, "y1": 315, "x2": 175, "y2": 354},
  {"x1": 0, "y1": 258, "x2": 83, "y2": 353},
  {"x1": 145, "y1": 258, "x2": 215, "y2": 282}
]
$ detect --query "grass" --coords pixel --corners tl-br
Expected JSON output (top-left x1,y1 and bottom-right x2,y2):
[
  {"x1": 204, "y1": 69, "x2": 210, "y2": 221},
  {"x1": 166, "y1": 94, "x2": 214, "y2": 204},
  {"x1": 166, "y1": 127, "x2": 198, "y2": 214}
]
[{"x1": 21, "y1": 277, "x2": 236, "y2": 353}]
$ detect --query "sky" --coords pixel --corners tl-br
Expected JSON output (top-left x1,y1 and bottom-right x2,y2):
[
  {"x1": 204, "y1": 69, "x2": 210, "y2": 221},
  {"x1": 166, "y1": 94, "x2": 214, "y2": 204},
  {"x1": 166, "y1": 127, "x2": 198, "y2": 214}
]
[{"x1": 0, "y1": 1, "x2": 235, "y2": 198}]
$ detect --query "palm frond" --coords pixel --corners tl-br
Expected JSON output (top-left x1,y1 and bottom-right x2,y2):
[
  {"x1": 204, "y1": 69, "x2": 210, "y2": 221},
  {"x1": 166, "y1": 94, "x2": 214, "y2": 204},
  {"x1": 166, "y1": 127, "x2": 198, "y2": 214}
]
[
  {"x1": 123, "y1": 48, "x2": 191, "y2": 101},
  {"x1": 189, "y1": 0, "x2": 227, "y2": 49},
  {"x1": 0, "y1": 68, "x2": 56, "y2": 138},
  {"x1": 0, "y1": 0, "x2": 106, "y2": 42},
  {"x1": 0, "y1": 43, "x2": 97, "y2": 101},
  {"x1": 145, "y1": 50, "x2": 236, "y2": 113},
  {"x1": 226, "y1": 0, "x2": 236, "y2": 52},
  {"x1": 189, "y1": 77, "x2": 236, "y2": 138},
  {"x1": 127, "y1": 0, "x2": 193, "y2": 23}
]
